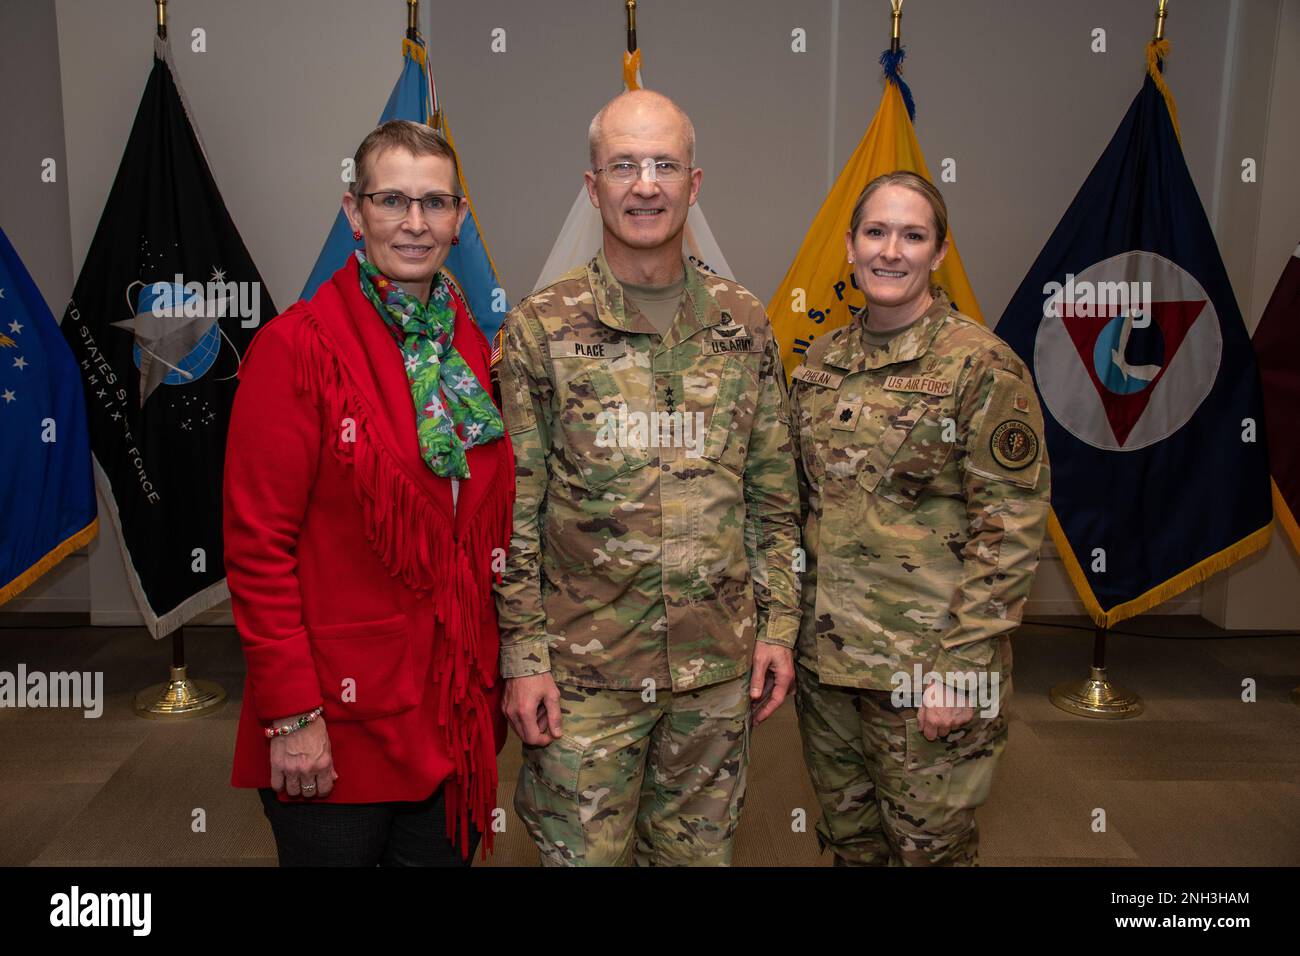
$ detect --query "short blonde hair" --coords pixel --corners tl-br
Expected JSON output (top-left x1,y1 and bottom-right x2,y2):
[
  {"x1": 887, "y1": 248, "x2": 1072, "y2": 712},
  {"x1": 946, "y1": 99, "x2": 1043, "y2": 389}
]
[
  {"x1": 349, "y1": 119, "x2": 463, "y2": 198},
  {"x1": 848, "y1": 171, "x2": 948, "y2": 250}
]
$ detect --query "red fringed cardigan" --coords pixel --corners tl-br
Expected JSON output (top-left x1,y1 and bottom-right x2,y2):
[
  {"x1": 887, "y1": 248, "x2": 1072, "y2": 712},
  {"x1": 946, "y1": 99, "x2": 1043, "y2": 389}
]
[{"x1": 224, "y1": 255, "x2": 513, "y2": 855}]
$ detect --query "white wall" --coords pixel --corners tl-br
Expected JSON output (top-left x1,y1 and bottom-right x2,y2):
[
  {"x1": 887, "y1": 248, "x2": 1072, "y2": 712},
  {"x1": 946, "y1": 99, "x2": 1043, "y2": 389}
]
[
  {"x1": 1202, "y1": 0, "x2": 1300, "y2": 629},
  {"x1": 0, "y1": 0, "x2": 87, "y2": 614}
]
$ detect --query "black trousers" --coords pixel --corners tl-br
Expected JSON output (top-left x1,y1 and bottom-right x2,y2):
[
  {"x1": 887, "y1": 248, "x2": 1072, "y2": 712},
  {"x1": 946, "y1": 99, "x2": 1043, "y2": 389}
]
[{"x1": 258, "y1": 785, "x2": 480, "y2": 867}]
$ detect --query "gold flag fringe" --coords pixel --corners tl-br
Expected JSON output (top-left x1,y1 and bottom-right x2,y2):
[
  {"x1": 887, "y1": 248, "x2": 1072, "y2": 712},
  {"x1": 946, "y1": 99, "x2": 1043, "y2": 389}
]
[
  {"x1": 0, "y1": 519, "x2": 99, "y2": 607},
  {"x1": 1047, "y1": 509, "x2": 1272, "y2": 628}
]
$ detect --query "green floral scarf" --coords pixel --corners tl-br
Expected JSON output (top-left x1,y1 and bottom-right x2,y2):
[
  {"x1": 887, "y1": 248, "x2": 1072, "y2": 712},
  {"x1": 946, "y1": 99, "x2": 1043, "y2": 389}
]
[{"x1": 356, "y1": 252, "x2": 504, "y2": 479}]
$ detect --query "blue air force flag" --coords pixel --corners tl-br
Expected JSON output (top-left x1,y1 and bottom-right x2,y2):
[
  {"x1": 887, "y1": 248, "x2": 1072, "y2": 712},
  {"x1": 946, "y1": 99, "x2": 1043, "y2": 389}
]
[
  {"x1": 0, "y1": 228, "x2": 97, "y2": 604},
  {"x1": 301, "y1": 35, "x2": 508, "y2": 343},
  {"x1": 995, "y1": 44, "x2": 1272, "y2": 626}
]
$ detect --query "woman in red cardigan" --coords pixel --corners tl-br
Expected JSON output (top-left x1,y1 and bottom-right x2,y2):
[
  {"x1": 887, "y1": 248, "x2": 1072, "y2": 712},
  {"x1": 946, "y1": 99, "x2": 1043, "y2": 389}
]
[{"x1": 224, "y1": 120, "x2": 513, "y2": 866}]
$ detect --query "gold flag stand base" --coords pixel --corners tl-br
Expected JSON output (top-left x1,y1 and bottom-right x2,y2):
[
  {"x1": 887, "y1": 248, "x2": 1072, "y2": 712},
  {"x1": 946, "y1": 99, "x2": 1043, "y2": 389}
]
[
  {"x1": 1049, "y1": 626, "x2": 1144, "y2": 719},
  {"x1": 1050, "y1": 666, "x2": 1144, "y2": 719},
  {"x1": 133, "y1": 665, "x2": 226, "y2": 719},
  {"x1": 133, "y1": 628, "x2": 226, "y2": 719}
]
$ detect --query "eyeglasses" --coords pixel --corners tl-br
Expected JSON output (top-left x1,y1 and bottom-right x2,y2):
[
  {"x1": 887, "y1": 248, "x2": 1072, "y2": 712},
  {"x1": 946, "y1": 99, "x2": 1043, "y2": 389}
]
[
  {"x1": 361, "y1": 191, "x2": 462, "y2": 220},
  {"x1": 593, "y1": 159, "x2": 691, "y2": 184}
]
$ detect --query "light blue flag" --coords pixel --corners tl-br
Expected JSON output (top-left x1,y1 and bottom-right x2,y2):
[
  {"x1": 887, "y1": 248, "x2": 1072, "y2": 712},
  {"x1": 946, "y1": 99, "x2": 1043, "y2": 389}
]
[{"x1": 301, "y1": 35, "x2": 508, "y2": 342}]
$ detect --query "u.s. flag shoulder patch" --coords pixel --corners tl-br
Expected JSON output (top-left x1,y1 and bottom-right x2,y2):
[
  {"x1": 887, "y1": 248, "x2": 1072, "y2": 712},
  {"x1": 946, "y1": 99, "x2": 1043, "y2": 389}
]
[{"x1": 490, "y1": 329, "x2": 503, "y2": 368}]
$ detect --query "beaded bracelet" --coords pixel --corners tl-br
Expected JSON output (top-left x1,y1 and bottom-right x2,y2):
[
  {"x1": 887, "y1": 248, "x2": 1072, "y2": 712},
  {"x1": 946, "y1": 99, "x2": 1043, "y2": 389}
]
[{"x1": 264, "y1": 706, "x2": 324, "y2": 739}]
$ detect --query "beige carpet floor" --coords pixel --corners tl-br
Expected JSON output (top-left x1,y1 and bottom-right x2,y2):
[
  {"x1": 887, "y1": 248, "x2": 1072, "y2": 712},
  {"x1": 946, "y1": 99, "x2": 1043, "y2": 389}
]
[{"x1": 0, "y1": 617, "x2": 1295, "y2": 867}]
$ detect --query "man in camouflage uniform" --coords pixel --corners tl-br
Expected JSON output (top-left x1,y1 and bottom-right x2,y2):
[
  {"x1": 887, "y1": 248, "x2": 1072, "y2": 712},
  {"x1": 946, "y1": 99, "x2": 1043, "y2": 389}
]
[
  {"x1": 791, "y1": 287, "x2": 1050, "y2": 866},
  {"x1": 492, "y1": 89, "x2": 802, "y2": 866}
]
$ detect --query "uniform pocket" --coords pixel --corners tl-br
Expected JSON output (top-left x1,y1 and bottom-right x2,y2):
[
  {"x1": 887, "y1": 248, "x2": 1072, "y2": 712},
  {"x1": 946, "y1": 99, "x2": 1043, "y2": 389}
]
[
  {"x1": 521, "y1": 735, "x2": 584, "y2": 801},
  {"x1": 556, "y1": 363, "x2": 643, "y2": 492},
  {"x1": 903, "y1": 716, "x2": 958, "y2": 773},
  {"x1": 516, "y1": 736, "x2": 588, "y2": 865},
  {"x1": 874, "y1": 401, "x2": 954, "y2": 509},
  {"x1": 700, "y1": 357, "x2": 759, "y2": 478},
  {"x1": 856, "y1": 396, "x2": 950, "y2": 509},
  {"x1": 308, "y1": 613, "x2": 418, "y2": 722},
  {"x1": 848, "y1": 396, "x2": 919, "y2": 494},
  {"x1": 904, "y1": 712, "x2": 1007, "y2": 809}
]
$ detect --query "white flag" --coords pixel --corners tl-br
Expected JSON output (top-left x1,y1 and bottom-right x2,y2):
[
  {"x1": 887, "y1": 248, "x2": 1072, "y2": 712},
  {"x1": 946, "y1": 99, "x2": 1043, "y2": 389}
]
[
  {"x1": 532, "y1": 49, "x2": 734, "y2": 291},
  {"x1": 533, "y1": 193, "x2": 734, "y2": 292}
]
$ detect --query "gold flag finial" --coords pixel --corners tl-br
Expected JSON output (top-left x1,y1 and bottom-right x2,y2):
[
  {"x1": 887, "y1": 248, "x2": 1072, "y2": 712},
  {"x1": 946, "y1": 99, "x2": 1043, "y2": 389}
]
[
  {"x1": 1154, "y1": 0, "x2": 1169, "y2": 41},
  {"x1": 155, "y1": 0, "x2": 166, "y2": 39},
  {"x1": 407, "y1": 0, "x2": 418, "y2": 40},
  {"x1": 626, "y1": 1, "x2": 638, "y2": 54},
  {"x1": 890, "y1": 0, "x2": 903, "y2": 54}
]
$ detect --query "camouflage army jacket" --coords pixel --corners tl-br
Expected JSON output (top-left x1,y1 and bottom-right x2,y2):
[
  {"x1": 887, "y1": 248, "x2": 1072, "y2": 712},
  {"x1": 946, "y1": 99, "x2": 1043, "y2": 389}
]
[
  {"x1": 493, "y1": 250, "x2": 802, "y2": 691},
  {"x1": 790, "y1": 290, "x2": 1050, "y2": 691}
]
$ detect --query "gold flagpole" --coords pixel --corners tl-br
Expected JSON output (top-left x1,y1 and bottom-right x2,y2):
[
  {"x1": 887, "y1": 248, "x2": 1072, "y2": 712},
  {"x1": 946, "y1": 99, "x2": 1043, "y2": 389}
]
[
  {"x1": 407, "y1": 1, "x2": 443, "y2": 132},
  {"x1": 1049, "y1": 624, "x2": 1143, "y2": 719},
  {"x1": 133, "y1": 626, "x2": 227, "y2": 719},
  {"x1": 134, "y1": 0, "x2": 227, "y2": 719},
  {"x1": 890, "y1": 0, "x2": 903, "y2": 54},
  {"x1": 1049, "y1": 4, "x2": 1173, "y2": 722},
  {"x1": 627, "y1": 0, "x2": 638, "y2": 54}
]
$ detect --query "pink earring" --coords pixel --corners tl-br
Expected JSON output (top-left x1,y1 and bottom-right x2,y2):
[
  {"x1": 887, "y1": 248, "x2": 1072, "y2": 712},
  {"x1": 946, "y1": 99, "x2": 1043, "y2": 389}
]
[
  {"x1": 451, "y1": 235, "x2": 460, "y2": 246},
  {"x1": 352, "y1": 230, "x2": 362, "y2": 241}
]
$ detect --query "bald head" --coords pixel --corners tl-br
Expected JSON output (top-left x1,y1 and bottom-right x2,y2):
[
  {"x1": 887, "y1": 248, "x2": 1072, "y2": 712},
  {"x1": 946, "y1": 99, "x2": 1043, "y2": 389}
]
[{"x1": 588, "y1": 89, "x2": 696, "y2": 168}]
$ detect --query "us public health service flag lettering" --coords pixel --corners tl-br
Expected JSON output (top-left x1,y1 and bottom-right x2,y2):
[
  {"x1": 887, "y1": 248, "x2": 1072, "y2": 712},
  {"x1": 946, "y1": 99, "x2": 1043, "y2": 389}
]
[
  {"x1": 59, "y1": 37, "x2": 276, "y2": 638},
  {"x1": 0, "y1": 228, "x2": 97, "y2": 604},
  {"x1": 769, "y1": 48, "x2": 984, "y2": 380},
  {"x1": 996, "y1": 41, "x2": 1272, "y2": 626}
]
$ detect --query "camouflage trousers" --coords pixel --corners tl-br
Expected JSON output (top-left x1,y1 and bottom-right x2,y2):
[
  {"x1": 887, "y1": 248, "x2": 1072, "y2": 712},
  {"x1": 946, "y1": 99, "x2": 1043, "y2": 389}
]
[
  {"x1": 795, "y1": 662, "x2": 1008, "y2": 866},
  {"x1": 514, "y1": 675, "x2": 751, "y2": 867}
]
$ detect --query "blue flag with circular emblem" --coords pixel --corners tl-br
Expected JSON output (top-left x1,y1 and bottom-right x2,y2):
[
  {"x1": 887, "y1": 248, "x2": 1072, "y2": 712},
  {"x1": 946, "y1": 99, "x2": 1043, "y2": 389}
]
[{"x1": 994, "y1": 41, "x2": 1272, "y2": 626}]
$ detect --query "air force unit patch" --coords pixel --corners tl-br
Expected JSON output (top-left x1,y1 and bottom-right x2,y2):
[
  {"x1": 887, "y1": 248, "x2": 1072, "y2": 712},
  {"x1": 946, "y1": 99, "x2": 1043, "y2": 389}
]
[
  {"x1": 969, "y1": 368, "x2": 1045, "y2": 489},
  {"x1": 990, "y1": 420, "x2": 1039, "y2": 470}
]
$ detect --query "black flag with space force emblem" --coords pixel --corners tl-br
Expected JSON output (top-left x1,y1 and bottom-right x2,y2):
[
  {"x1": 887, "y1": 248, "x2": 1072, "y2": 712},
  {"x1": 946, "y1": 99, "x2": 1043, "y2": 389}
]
[{"x1": 60, "y1": 37, "x2": 275, "y2": 638}]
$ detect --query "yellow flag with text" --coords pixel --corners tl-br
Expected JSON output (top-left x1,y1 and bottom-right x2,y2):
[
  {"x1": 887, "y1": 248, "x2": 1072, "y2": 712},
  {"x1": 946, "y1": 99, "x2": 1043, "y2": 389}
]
[{"x1": 770, "y1": 69, "x2": 984, "y2": 378}]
